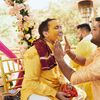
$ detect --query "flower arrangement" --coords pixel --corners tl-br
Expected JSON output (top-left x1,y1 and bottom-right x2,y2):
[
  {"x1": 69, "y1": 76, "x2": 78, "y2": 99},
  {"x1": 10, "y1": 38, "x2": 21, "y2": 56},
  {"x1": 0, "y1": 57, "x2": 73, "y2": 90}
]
[
  {"x1": 4, "y1": 0, "x2": 38, "y2": 49},
  {"x1": 60, "y1": 83, "x2": 78, "y2": 98}
]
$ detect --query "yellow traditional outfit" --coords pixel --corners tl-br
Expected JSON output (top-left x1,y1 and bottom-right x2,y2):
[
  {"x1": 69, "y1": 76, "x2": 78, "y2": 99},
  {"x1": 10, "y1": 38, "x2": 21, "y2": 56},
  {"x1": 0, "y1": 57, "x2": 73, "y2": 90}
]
[
  {"x1": 21, "y1": 41, "x2": 65, "y2": 100},
  {"x1": 70, "y1": 39, "x2": 97, "y2": 100},
  {"x1": 71, "y1": 48, "x2": 100, "y2": 100}
]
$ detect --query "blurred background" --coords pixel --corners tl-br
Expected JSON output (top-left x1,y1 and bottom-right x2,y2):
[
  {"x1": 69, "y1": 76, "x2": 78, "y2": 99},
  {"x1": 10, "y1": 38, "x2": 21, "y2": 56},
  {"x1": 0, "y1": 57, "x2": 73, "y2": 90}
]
[{"x1": 0, "y1": 0, "x2": 100, "y2": 48}]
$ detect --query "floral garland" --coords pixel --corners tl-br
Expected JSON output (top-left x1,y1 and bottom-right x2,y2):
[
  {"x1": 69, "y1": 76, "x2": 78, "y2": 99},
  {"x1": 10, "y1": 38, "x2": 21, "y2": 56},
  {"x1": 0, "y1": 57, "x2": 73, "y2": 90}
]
[{"x1": 4, "y1": 0, "x2": 38, "y2": 49}]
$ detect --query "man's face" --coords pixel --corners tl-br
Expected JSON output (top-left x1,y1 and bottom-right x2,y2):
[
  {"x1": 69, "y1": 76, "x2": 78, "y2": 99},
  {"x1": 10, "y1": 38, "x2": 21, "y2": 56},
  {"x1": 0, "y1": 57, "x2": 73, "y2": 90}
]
[
  {"x1": 92, "y1": 21, "x2": 100, "y2": 42},
  {"x1": 47, "y1": 20, "x2": 63, "y2": 43},
  {"x1": 77, "y1": 28, "x2": 88, "y2": 41},
  {"x1": 77, "y1": 29, "x2": 83, "y2": 41}
]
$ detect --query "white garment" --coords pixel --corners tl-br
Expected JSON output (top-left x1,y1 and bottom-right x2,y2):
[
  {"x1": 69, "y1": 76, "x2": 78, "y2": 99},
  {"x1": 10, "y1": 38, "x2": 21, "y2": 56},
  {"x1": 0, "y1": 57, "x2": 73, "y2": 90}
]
[
  {"x1": 28, "y1": 94, "x2": 51, "y2": 100},
  {"x1": 73, "y1": 86, "x2": 86, "y2": 100},
  {"x1": 82, "y1": 34, "x2": 93, "y2": 41}
]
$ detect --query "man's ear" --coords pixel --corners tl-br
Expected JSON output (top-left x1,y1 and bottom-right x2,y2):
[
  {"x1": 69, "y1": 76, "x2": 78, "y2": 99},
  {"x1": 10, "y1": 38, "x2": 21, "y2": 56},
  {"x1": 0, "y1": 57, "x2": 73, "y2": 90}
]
[{"x1": 43, "y1": 31, "x2": 48, "y2": 38}]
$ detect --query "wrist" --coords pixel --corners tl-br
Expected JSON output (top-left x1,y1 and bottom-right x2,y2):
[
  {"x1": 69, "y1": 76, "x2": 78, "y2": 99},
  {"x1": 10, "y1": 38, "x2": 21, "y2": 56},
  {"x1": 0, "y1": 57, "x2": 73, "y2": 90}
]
[
  {"x1": 66, "y1": 49, "x2": 71, "y2": 54},
  {"x1": 56, "y1": 58, "x2": 64, "y2": 62},
  {"x1": 66, "y1": 50, "x2": 77, "y2": 61}
]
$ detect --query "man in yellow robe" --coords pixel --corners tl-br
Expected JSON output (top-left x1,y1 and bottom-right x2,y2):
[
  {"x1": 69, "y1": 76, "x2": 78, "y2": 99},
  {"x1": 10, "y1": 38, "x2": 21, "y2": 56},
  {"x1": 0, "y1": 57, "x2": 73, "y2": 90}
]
[
  {"x1": 70, "y1": 23, "x2": 97, "y2": 100},
  {"x1": 21, "y1": 18, "x2": 86, "y2": 100},
  {"x1": 76, "y1": 23, "x2": 92, "y2": 41},
  {"x1": 21, "y1": 18, "x2": 80, "y2": 100},
  {"x1": 54, "y1": 17, "x2": 100, "y2": 100}
]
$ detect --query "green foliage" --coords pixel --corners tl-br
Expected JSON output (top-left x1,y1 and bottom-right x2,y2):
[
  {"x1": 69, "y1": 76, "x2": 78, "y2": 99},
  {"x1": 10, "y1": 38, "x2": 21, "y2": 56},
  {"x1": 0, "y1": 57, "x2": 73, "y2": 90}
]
[
  {"x1": 13, "y1": 0, "x2": 23, "y2": 3},
  {"x1": 20, "y1": 9, "x2": 28, "y2": 16}
]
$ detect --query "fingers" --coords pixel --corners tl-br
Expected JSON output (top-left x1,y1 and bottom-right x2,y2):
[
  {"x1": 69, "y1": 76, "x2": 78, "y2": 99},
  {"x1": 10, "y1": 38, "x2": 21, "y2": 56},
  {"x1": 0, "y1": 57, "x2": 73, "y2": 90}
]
[
  {"x1": 61, "y1": 92, "x2": 71, "y2": 100},
  {"x1": 61, "y1": 97, "x2": 71, "y2": 100},
  {"x1": 64, "y1": 36, "x2": 67, "y2": 43},
  {"x1": 64, "y1": 36, "x2": 69, "y2": 45},
  {"x1": 54, "y1": 40, "x2": 62, "y2": 50},
  {"x1": 64, "y1": 36, "x2": 70, "y2": 50},
  {"x1": 54, "y1": 40, "x2": 64, "y2": 59},
  {"x1": 54, "y1": 41, "x2": 60, "y2": 55}
]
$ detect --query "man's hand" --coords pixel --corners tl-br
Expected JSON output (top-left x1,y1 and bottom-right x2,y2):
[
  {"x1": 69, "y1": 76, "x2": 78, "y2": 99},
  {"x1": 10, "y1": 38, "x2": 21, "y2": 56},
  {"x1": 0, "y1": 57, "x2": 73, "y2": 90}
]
[
  {"x1": 54, "y1": 40, "x2": 75, "y2": 80},
  {"x1": 54, "y1": 40, "x2": 64, "y2": 61},
  {"x1": 56, "y1": 92, "x2": 72, "y2": 100},
  {"x1": 64, "y1": 36, "x2": 71, "y2": 53}
]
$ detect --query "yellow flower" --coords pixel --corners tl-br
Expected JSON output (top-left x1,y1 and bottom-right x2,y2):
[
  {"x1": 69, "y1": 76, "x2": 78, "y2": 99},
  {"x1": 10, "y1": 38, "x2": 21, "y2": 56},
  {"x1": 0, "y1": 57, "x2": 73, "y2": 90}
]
[
  {"x1": 24, "y1": 27, "x2": 29, "y2": 31},
  {"x1": 28, "y1": 38, "x2": 35, "y2": 43},
  {"x1": 24, "y1": 22, "x2": 30, "y2": 30}
]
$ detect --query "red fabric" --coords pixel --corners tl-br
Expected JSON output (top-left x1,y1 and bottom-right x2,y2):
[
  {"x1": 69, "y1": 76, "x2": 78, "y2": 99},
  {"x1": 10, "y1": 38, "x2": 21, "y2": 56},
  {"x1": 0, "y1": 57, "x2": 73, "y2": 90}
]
[
  {"x1": 33, "y1": 39, "x2": 57, "y2": 70},
  {"x1": 60, "y1": 83, "x2": 78, "y2": 98}
]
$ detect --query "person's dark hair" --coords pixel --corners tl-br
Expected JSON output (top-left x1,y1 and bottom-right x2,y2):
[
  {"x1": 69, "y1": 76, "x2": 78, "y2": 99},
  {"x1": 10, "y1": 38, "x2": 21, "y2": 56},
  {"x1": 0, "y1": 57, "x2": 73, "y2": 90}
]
[
  {"x1": 95, "y1": 17, "x2": 100, "y2": 21},
  {"x1": 38, "y1": 18, "x2": 56, "y2": 38},
  {"x1": 77, "y1": 23, "x2": 91, "y2": 32}
]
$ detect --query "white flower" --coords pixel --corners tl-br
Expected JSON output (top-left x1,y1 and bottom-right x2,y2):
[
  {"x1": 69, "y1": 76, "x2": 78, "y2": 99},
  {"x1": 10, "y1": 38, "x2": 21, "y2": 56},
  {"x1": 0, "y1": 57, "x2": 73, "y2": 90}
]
[
  {"x1": 5, "y1": 0, "x2": 14, "y2": 6},
  {"x1": 32, "y1": 29, "x2": 39, "y2": 39},
  {"x1": 25, "y1": 4, "x2": 30, "y2": 11},
  {"x1": 25, "y1": 34, "x2": 31, "y2": 40},
  {"x1": 4, "y1": 0, "x2": 35, "y2": 49}
]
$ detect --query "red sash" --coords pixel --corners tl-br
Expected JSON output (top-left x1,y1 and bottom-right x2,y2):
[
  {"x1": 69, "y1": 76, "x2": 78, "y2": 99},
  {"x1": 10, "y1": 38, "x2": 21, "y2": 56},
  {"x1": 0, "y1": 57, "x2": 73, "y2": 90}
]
[{"x1": 33, "y1": 39, "x2": 57, "y2": 70}]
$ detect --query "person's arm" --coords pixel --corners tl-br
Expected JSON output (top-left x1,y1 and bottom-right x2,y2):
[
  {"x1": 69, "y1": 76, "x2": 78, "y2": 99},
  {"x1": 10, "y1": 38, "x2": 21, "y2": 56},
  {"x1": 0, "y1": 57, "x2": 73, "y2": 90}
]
[
  {"x1": 54, "y1": 41, "x2": 100, "y2": 84},
  {"x1": 70, "y1": 54, "x2": 100, "y2": 85},
  {"x1": 54, "y1": 41, "x2": 75, "y2": 80},
  {"x1": 56, "y1": 58, "x2": 75, "y2": 81},
  {"x1": 23, "y1": 46, "x2": 57, "y2": 97},
  {"x1": 64, "y1": 36, "x2": 86, "y2": 66},
  {"x1": 66, "y1": 50, "x2": 86, "y2": 66}
]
